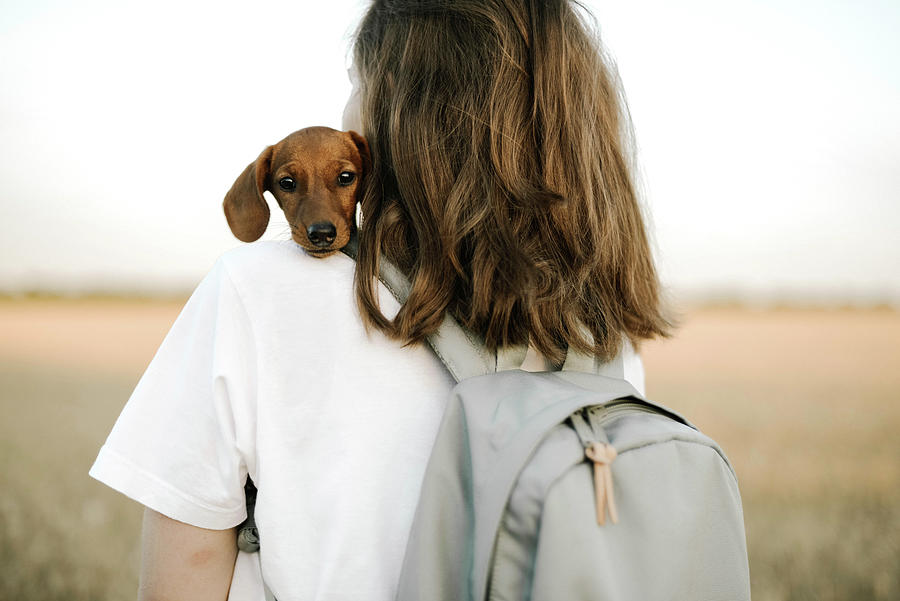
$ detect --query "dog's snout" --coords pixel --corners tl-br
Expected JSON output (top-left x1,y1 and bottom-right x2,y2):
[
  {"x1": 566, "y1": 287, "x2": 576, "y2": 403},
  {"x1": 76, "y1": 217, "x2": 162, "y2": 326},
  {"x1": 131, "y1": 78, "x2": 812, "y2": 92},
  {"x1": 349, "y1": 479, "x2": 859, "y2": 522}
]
[{"x1": 307, "y1": 222, "x2": 337, "y2": 247}]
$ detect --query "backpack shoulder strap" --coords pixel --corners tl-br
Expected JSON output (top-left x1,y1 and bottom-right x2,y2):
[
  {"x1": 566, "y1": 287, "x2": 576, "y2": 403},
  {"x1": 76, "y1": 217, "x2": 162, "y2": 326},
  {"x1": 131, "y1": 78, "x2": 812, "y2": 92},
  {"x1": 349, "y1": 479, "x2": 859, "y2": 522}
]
[{"x1": 342, "y1": 234, "x2": 495, "y2": 382}]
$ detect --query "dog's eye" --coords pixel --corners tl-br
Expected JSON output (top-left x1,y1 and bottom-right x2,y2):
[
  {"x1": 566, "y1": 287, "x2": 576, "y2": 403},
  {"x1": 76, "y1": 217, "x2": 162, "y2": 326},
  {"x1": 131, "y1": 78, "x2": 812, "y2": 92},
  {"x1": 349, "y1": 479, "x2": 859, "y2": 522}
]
[
  {"x1": 337, "y1": 171, "x2": 356, "y2": 186},
  {"x1": 278, "y1": 177, "x2": 296, "y2": 191}
]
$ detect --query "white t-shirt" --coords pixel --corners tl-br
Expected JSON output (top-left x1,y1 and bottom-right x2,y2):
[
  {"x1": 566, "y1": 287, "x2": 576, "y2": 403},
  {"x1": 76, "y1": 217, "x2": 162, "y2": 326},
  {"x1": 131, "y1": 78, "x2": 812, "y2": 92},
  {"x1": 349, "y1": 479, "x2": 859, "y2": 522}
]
[
  {"x1": 90, "y1": 240, "x2": 455, "y2": 600},
  {"x1": 90, "y1": 239, "x2": 646, "y2": 601}
]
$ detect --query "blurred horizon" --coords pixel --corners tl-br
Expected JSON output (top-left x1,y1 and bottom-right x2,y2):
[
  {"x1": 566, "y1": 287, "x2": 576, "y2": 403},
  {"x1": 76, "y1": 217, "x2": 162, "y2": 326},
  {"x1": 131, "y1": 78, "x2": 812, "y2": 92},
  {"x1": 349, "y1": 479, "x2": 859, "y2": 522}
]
[{"x1": 2, "y1": 278, "x2": 898, "y2": 310}]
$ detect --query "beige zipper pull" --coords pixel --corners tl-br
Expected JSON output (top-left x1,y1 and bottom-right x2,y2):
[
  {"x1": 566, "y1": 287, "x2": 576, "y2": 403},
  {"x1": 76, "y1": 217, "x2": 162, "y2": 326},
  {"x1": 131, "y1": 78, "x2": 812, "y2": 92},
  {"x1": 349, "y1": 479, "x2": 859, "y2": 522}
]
[{"x1": 585, "y1": 441, "x2": 618, "y2": 525}]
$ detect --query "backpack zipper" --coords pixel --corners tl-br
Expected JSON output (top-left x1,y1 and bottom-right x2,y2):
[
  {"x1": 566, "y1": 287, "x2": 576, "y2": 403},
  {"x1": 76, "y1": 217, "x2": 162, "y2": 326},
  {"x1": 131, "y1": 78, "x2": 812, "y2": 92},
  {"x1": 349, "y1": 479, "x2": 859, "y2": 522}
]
[
  {"x1": 585, "y1": 400, "x2": 661, "y2": 423},
  {"x1": 570, "y1": 401, "x2": 659, "y2": 526}
]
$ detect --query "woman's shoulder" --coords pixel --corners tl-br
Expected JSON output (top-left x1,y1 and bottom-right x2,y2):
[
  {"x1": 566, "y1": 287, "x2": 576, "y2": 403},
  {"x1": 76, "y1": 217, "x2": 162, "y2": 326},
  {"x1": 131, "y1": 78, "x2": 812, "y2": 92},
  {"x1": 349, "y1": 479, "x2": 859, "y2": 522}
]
[
  {"x1": 216, "y1": 240, "x2": 355, "y2": 291},
  {"x1": 210, "y1": 240, "x2": 405, "y2": 328}
]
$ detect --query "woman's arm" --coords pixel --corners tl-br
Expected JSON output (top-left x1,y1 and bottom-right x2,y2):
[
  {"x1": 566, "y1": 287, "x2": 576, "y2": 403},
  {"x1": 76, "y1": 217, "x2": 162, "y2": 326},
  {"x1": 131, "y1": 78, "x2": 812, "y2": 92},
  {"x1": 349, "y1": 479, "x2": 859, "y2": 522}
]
[{"x1": 137, "y1": 508, "x2": 238, "y2": 601}]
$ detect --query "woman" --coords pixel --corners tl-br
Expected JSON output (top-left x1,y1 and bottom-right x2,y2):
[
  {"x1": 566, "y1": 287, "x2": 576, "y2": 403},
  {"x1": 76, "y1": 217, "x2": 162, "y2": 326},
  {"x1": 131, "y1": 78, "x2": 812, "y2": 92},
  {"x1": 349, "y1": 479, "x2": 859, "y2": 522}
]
[{"x1": 90, "y1": 1, "x2": 670, "y2": 599}]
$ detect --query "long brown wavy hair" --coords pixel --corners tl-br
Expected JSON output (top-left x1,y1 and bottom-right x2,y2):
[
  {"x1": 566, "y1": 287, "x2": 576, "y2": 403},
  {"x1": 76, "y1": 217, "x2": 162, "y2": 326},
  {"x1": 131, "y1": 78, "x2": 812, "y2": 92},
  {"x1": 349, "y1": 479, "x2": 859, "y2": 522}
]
[{"x1": 352, "y1": 0, "x2": 671, "y2": 366}]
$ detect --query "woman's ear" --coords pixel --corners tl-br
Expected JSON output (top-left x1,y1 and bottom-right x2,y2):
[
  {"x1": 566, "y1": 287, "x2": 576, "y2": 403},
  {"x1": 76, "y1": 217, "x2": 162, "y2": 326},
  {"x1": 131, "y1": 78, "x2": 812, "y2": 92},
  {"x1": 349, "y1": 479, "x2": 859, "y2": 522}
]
[
  {"x1": 223, "y1": 146, "x2": 274, "y2": 242},
  {"x1": 347, "y1": 130, "x2": 370, "y2": 177}
]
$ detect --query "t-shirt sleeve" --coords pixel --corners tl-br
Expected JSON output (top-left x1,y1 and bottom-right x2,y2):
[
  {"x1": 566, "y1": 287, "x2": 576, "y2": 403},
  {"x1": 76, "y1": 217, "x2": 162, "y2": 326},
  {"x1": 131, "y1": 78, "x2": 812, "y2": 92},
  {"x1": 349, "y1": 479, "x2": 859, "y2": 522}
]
[{"x1": 89, "y1": 256, "x2": 257, "y2": 529}]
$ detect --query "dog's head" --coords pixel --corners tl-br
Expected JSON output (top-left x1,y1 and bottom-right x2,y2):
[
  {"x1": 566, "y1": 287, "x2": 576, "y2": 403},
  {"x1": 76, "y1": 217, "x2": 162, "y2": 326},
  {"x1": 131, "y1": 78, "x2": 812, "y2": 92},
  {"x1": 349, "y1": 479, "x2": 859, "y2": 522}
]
[{"x1": 223, "y1": 126, "x2": 370, "y2": 257}]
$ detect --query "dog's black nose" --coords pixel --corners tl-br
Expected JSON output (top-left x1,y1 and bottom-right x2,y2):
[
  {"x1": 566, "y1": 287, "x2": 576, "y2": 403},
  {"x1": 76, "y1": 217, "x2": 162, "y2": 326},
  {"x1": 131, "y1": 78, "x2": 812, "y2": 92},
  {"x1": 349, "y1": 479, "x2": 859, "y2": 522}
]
[{"x1": 307, "y1": 222, "x2": 337, "y2": 247}]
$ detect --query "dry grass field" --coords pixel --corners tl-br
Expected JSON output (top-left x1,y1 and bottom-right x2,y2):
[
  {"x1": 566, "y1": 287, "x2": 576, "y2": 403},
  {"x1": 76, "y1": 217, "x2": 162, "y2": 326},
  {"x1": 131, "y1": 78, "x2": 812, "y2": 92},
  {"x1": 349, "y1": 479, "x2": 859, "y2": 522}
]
[{"x1": 0, "y1": 298, "x2": 898, "y2": 600}]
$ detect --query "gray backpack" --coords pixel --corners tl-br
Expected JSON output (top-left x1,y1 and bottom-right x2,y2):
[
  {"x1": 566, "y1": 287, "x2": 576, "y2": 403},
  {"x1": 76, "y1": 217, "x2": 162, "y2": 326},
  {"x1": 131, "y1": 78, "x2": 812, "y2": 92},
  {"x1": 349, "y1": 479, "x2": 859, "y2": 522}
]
[
  {"x1": 240, "y1": 240, "x2": 752, "y2": 600},
  {"x1": 394, "y1": 367, "x2": 751, "y2": 601}
]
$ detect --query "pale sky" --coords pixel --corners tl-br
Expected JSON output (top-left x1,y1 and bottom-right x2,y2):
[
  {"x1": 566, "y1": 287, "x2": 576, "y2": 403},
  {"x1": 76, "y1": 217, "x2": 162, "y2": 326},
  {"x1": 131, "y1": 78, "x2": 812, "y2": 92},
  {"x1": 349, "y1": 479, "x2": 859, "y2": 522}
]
[{"x1": 1, "y1": 0, "x2": 898, "y2": 304}]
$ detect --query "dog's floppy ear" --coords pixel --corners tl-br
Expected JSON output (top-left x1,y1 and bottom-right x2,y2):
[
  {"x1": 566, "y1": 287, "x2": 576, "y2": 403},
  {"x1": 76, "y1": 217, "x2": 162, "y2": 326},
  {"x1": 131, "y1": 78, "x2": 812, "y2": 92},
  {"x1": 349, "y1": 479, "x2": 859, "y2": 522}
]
[
  {"x1": 347, "y1": 130, "x2": 370, "y2": 177},
  {"x1": 223, "y1": 145, "x2": 274, "y2": 242}
]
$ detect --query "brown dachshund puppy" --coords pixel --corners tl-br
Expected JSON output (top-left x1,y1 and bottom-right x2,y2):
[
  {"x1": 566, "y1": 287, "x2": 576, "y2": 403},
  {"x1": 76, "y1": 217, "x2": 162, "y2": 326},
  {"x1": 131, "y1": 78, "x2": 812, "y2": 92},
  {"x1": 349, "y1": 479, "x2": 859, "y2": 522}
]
[{"x1": 224, "y1": 126, "x2": 369, "y2": 257}]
